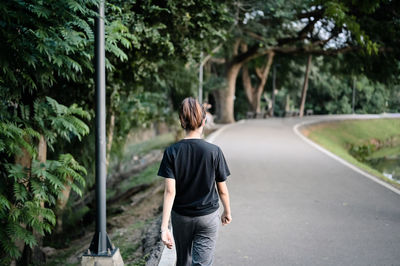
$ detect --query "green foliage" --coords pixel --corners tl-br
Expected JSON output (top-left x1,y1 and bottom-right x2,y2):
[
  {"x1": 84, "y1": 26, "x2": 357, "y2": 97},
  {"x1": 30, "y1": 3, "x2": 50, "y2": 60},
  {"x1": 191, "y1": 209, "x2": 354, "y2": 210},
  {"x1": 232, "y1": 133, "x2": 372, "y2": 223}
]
[
  {"x1": 96, "y1": 0, "x2": 233, "y2": 166},
  {"x1": 268, "y1": 54, "x2": 399, "y2": 116},
  {"x1": 0, "y1": 155, "x2": 86, "y2": 263},
  {"x1": 323, "y1": 0, "x2": 379, "y2": 54},
  {"x1": 35, "y1": 97, "x2": 90, "y2": 148},
  {"x1": 106, "y1": 0, "x2": 232, "y2": 80},
  {"x1": 0, "y1": 0, "x2": 132, "y2": 98},
  {"x1": 349, "y1": 143, "x2": 377, "y2": 161},
  {"x1": 63, "y1": 206, "x2": 90, "y2": 229},
  {"x1": 307, "y1": 59, "x2": 398, "y2": 115},
  {"x1": 0, "y1": 97, "x2": 89, "y2": 262}
]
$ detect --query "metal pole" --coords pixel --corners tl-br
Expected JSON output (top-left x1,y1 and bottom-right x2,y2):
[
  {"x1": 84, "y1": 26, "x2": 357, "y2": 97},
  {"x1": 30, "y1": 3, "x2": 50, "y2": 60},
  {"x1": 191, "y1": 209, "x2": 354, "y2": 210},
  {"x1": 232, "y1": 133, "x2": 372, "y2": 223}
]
[
  {"x1": 198, "y1": 52, "x2": 203, "y2": 104},
  {"x1": 86, "y1": 0, "x2": 115, "y2": 256},
  {"x1": 271, "y1": 64, "x2": 276, "y2": 117},
  {"x1": 95, "y1": 0, "x2": 107, "y2": 254},
  {"x1": 352, "y1": 77, "x2": 356, "y2": 114}
]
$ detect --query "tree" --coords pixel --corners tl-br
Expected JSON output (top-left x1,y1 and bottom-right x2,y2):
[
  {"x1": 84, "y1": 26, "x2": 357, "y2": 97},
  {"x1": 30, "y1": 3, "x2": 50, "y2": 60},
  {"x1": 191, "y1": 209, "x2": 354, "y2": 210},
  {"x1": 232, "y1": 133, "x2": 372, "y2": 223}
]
[
  {"x1": 0, "y1": 0, "x2": 235, "y2": 262},
  {"x1": 242, "y1": 48, "x2": 275, "y2": 113},
  {"x1": 101, "y1": 0, "x2": 233, "y2": 154},
  {"x1": 0, "y1": 0, "x2": 130, "y2": 263},
  {"x1": 299, "y1": 55, "x2": 312, "y2": 117},
  {"x1": 209, "y1": 0, "x2": 392, "y2": 123}
]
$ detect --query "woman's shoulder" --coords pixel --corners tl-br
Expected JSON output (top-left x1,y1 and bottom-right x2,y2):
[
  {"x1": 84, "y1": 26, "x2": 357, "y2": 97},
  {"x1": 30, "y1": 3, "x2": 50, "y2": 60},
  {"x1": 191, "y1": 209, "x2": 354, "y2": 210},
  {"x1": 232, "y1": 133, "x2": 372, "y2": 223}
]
[{"x1": 169, "y1": 138, "x2": 221, "y2": 152}]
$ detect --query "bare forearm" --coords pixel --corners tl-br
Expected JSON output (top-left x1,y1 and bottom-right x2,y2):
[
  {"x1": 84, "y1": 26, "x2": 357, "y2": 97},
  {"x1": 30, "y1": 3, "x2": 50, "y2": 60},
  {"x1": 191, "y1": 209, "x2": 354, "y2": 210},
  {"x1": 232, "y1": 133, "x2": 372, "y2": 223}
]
[
  {"x1": 217, "y1": 181, "x2": 231, "y2": 214},
  {"x1": 219, "y1": 191, "x2": 231, "y2": 214},
  {"x1": 161, "y1": 190, "x2": 175, "y2": 230},
  {"x1": 217, "y1": 182, "x2": 232, "y2": 225}
]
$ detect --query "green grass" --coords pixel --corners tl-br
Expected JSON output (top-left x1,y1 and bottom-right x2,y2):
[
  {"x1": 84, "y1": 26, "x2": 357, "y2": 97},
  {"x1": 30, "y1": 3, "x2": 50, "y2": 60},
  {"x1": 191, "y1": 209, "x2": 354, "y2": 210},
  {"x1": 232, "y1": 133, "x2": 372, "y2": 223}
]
[
  {"x1": 108, "y1": 132, "x2": 175, "y2": 174},
  {"x1": 303, "y1": 118, "x2": 400, "y2": 189},
  {"x1": 368, "y1": 145, "x2": 400, "y2": 159},
  {"x1": 107, "y1": 132, "x2": 175, "y2": 200},
  {"x1": 124, "y1": 132, "x2": 175, "y2": 160},
  {"x1": 112, "y1": 162, "x2": 161, "y2": 198}
]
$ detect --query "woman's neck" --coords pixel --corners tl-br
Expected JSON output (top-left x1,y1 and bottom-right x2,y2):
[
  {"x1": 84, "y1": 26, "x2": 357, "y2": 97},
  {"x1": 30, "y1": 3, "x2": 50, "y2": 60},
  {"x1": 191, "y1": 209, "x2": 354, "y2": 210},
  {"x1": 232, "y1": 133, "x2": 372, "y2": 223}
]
[{"x1": 184, "y1": 129, "x2": 202, "y2": 139}]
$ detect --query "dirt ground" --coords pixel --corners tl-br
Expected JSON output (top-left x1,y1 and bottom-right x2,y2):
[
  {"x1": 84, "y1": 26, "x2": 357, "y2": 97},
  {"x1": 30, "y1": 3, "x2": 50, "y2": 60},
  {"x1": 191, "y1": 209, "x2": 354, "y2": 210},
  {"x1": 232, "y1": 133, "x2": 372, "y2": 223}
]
[{"x1": 45, "y1": 180, "x2": 164, "y2": 266}]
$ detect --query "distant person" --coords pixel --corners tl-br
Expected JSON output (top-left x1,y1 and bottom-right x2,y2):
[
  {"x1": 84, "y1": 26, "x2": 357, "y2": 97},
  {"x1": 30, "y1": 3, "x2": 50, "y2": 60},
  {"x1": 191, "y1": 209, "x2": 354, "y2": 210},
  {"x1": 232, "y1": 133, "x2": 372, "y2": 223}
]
[
  {"x1": 158, "y1": 97, "x2": 232, "y2": 266},
  {"x1": 203, "y1": 102, "x2": 214, "y2": 126}
]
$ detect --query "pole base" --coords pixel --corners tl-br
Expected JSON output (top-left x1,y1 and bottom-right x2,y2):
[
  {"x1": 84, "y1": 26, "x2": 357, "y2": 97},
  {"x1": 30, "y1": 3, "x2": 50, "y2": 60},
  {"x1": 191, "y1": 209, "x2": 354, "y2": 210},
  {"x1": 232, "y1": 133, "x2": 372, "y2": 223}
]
[
  {"x1": 86, "y1": 231, "x2": 114, "y2": 256},
  {"x1": 81, "y1": 247, "x2": 124, "y2": 266}
]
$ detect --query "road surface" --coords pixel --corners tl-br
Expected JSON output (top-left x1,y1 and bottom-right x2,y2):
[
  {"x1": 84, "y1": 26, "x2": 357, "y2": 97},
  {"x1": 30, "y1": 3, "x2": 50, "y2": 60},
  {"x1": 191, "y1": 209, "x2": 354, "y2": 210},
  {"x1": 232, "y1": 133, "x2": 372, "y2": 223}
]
[{"x1": 159, "y1": 115, "x2": 400, "y2": 266}]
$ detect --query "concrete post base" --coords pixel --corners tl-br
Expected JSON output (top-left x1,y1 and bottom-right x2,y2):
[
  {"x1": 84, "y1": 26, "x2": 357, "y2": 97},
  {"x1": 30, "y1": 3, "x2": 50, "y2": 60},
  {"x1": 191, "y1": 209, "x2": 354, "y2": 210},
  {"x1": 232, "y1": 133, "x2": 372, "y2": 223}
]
[{"x1": 81, "y1": 248, "x2": 124, "y2": 266}]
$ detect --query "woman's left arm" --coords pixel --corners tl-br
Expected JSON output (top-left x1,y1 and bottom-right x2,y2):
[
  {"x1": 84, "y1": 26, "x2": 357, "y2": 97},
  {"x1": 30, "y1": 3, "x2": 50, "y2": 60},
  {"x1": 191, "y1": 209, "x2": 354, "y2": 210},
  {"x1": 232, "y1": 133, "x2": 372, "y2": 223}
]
[{"x1": 161, "y1": 178, "x2": 176, "y2": 249}]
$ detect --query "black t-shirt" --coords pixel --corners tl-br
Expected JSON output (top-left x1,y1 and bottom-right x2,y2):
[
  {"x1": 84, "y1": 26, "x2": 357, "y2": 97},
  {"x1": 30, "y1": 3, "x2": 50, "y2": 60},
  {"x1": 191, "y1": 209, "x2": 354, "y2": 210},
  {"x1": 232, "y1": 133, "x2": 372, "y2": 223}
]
[{"x1": 157, "y1": 138, "x2": 230, "y2": 217}]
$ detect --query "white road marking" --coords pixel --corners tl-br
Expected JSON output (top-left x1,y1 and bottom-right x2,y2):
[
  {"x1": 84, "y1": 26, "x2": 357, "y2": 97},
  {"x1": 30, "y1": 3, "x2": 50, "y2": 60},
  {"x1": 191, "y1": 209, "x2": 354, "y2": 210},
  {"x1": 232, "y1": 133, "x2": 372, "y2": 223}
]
[{"x1": 293, "y1": 119, "x2": 400, "y2": 196}]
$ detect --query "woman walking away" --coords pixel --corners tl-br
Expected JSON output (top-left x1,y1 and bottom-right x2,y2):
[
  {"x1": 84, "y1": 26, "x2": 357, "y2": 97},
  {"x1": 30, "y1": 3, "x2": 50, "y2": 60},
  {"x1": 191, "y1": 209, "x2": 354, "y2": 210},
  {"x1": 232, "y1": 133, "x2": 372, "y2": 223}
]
[{"x1": 158, "y1": 97, "x2": 232, "y2": 266}]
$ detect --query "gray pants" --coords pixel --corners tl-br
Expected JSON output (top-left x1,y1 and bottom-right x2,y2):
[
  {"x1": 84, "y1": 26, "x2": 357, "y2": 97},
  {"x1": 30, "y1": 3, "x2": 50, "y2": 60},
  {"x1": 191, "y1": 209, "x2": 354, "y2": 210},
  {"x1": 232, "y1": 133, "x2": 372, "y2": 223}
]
[{"x1": 171, "y1": 210, "x2": 220, "y2": 266}]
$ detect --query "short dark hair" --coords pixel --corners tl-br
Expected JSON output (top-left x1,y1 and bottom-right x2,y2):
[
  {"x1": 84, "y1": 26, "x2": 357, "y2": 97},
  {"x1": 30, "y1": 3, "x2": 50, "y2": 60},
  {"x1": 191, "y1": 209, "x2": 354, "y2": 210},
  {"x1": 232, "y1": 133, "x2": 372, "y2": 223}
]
[{"x1": 179, "y1": 97, "x2": 206, "y2": 131}]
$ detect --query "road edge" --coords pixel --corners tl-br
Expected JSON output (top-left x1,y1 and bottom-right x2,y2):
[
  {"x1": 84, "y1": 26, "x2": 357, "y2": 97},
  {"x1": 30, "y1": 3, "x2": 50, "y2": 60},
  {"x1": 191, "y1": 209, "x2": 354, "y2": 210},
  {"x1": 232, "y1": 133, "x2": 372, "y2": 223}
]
[
  {"x1": 293, "y1": 119, "x2": 400, "y2": 196},
  {"x1": 207, "y1": 119, "x2": 245, "y2": 144}
]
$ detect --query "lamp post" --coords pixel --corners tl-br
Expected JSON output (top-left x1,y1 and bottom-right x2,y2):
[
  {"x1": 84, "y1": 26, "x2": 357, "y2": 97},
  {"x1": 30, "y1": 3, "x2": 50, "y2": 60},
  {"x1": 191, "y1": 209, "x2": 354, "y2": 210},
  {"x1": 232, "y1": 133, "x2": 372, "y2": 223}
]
[
  {"x1": 81, "y1": 1, "x2": 123, "y2": 264},
  {"x1": 198, "y1": 52, "x2": 203, "y2": 104},
  {"x1": 352, "y1": 77, "x2": 356, "y2": 114},
  {"x1": 270, "y1": 64, "x2": 276, "y2": 117}
]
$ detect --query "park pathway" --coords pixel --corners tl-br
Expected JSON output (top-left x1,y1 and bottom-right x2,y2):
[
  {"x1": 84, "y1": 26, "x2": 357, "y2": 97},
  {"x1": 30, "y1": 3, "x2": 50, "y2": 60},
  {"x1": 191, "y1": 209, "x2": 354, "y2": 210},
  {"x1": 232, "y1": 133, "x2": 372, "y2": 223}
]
[{"x1": 212, "y1": 115, "x2": 400, "y2": 266}]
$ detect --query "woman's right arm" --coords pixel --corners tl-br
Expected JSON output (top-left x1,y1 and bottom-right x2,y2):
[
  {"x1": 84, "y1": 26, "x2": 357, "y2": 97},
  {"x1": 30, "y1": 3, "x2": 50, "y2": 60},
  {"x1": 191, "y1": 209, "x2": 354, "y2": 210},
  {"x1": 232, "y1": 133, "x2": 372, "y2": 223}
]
[
  {"x1": 161, "y1": 178, "x2": 176, "y2": 249},
  {"x1": 217, "y1": 181, "x2": 232, "y2": 225}
]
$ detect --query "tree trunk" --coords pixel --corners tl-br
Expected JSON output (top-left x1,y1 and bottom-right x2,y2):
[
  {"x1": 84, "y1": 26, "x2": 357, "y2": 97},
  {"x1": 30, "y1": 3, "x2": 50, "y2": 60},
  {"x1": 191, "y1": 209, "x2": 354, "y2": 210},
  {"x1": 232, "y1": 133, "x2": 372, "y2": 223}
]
[
  {"x1": 30, "y1": 135, "x2": 46, "y2": 263},
  {"x1": 299, "y1": 55, "x2": 312, "y2": 117},
  {"x1": 12, "y1": 142, "x2": 32, "y2": 266},
  {"x1": 270, "y1": 64, "x2": 276, "y2": 117},
  {"x1": 218, "y1": 62, "x2": 242, "y2": 123},
  {"x1": 213, "y1": 41, "x2": 265, "y2": 123},
  {"x1": 55, "y1": 175, "x2": 73, "y2": 234},
  {"x1": 242, "y1": 64, "x2": 257, "y2": 111},
  {"x1": 285, "y1": 94, "x2": 291, "y2": 115},
  {"x1": 20, "y1": 135, "x2": 47, "y2": 265},
  {"x1": 242, "y1": 52, "x2": 274, "y2": 113},
  {"x1": 255, "y1": 53, "x2": 274, "y2": 113},
  {"x1": 106, "y1": 110, "x2": 115, "y2": 169},
  {"x1": 212, "y1": 90, "x2": 222, "y2": 121}
]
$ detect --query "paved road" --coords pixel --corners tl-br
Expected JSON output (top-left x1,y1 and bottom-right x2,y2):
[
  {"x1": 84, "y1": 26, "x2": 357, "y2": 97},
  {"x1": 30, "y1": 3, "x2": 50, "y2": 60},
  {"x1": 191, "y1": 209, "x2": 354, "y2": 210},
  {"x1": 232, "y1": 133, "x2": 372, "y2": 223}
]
[{"x1": 212, "y1": 115, "x2": 400, "y2": 266}]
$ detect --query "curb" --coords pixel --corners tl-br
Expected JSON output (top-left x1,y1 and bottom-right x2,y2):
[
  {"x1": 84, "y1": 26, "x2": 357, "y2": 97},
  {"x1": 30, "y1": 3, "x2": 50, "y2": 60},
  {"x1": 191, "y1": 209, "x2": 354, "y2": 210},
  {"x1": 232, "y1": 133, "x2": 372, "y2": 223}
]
[{"x1": 292, "y1": 117, "x2": 400, "y2": 196}]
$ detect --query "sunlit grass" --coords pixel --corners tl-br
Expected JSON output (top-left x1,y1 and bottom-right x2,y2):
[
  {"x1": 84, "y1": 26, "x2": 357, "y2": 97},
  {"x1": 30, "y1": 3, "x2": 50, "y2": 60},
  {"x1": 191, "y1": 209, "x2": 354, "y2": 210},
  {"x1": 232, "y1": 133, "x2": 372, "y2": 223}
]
[
  {"x1": 118, "y1": 162, "x2": 161, "y2": 196},
  {"x1": 124, "y1": 132, "x2": 175, "y2": 158},
  {"x1": 303, "y1": 118, "x2": 400, "y2": 189},
  {"x1": 107, "y1": 132, "x2": 175, "y2": 200}
]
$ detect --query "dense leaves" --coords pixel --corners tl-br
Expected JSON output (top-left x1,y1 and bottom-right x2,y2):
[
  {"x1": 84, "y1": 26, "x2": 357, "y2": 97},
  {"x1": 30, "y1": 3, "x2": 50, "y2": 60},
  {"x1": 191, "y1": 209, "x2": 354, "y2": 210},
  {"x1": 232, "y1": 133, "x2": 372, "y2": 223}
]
[
  {"x1": 0, "y1": 98, "x2": 89, "y2": 263},
  {"x1": 0, "y1": 0, "x2": 233, "y2": 263}
]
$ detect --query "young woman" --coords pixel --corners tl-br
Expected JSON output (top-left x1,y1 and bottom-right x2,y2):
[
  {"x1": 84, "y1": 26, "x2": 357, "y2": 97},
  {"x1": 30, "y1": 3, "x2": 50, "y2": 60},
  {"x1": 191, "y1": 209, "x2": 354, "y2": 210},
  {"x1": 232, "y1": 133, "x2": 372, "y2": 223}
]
[{"x1": 157, "y1": 97, "x2": 232, "y2": 266}]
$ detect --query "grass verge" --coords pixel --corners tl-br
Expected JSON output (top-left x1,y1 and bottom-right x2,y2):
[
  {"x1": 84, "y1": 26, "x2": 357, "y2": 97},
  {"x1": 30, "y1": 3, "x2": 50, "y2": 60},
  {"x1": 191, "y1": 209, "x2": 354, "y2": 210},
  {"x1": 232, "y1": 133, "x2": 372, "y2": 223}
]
[{"x1": 301, "y1": 118, "x2": 400, "y2": 190}]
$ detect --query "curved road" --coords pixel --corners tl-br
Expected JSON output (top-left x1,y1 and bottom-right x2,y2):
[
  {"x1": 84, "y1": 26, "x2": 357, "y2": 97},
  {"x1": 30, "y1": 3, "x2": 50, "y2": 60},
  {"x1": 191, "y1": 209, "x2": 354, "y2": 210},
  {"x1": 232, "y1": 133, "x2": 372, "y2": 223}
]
[
  {"x1": 159, "y1": 115, "x2": 400, "y2": 266},
  {"x1": 213, "y1": 116, "x2": 400, "y2": 266}
]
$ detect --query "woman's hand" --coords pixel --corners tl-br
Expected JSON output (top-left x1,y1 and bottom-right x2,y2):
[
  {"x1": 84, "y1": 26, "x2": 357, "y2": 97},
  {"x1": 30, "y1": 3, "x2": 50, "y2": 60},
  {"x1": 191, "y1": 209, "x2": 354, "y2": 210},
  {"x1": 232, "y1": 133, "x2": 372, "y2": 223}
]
[
  {"x1": 161, "y1": 230, "x2": 174, "y2": 249},
  {"x1": 221, "y1": 211, "x2": 232, "y2": 225},
  {"x1": 217, "y1": 181, "x2": 231, "y2": 226}
]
